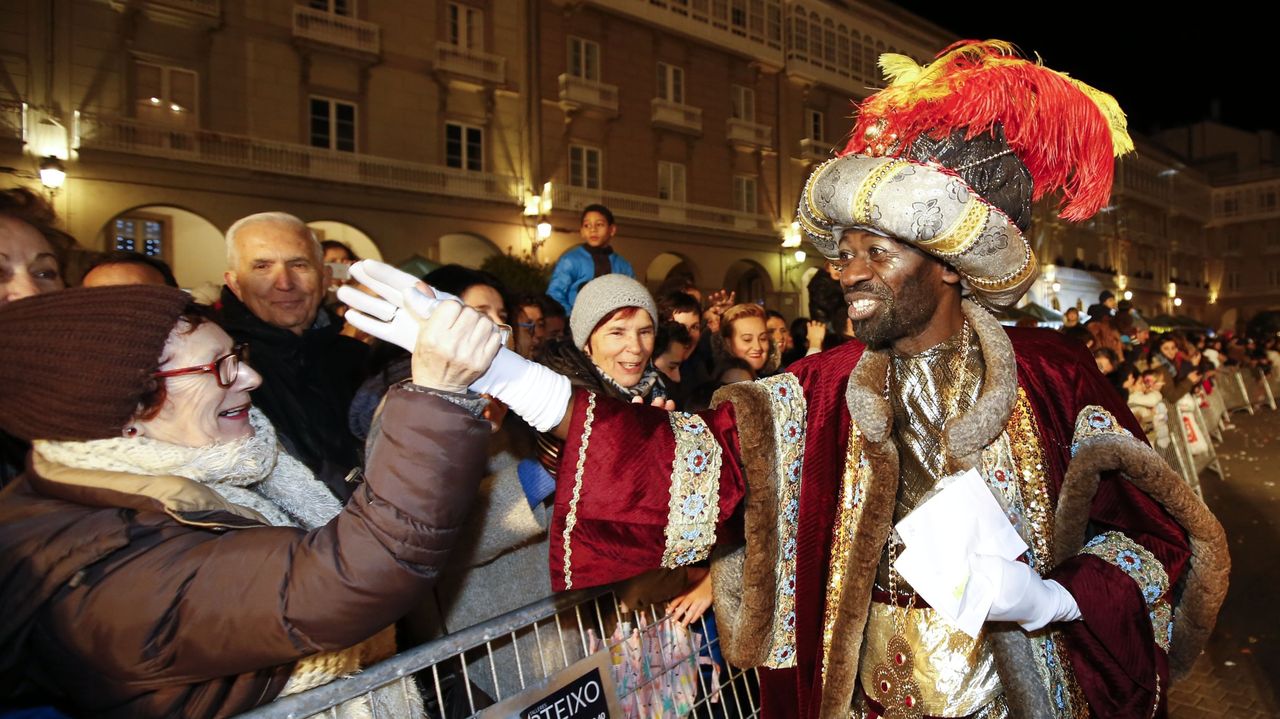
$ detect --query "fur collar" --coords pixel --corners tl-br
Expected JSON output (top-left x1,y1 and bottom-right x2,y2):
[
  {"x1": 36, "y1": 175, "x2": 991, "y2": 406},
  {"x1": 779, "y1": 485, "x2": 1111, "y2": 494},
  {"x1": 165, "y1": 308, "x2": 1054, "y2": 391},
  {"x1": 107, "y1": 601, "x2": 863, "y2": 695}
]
[{"x1": 844, "y1": 299, "x2": 1019, "y2": 472}]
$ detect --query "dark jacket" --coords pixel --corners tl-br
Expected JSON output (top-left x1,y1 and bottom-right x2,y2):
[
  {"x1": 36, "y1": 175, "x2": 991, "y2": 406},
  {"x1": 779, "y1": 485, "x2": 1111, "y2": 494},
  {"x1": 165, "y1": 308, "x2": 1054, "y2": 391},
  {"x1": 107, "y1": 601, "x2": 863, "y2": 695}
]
[
  {"x1": 217, "y1": 287, "x2": 369, "y2": 499},
  {"x1": 0, "y1": 387, "x2": 489, "y2": 718}
]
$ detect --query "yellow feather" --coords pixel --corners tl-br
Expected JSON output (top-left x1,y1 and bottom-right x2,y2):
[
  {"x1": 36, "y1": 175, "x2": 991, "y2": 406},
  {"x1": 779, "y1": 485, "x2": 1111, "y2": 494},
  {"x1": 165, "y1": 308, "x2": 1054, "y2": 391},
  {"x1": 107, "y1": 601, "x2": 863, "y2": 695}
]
[
  {"x1": 1064, "y1": 76, "x2": 1134, "y2": 156},
  {"x1": 878, "y1": 54, "x2": 923, "y2": 85}
]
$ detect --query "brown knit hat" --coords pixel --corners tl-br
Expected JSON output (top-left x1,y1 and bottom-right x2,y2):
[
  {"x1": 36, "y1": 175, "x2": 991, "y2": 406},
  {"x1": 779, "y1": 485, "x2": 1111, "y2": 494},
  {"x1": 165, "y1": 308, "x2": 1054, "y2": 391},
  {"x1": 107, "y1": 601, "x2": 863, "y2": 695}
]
[{"x1": 0, "y1": 285, "x2": 193, "y2": 441}]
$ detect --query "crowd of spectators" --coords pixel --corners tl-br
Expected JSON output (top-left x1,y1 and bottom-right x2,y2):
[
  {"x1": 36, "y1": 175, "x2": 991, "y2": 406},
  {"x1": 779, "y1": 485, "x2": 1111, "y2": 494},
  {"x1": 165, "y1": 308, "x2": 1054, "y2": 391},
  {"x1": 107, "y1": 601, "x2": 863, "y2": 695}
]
[
  {"x1": 1060, "y1": 289, "x2": 1276, "y2": 446},
  {"x1": 1, "y1": 190, "x2": 1276, "y2": 717}
]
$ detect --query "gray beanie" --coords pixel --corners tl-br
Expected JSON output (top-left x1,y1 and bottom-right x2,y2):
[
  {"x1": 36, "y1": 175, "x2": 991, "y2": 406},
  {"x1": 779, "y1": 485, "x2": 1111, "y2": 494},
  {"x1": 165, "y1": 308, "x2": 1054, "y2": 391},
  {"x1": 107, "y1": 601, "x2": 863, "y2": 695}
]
[{"x1": 570, "y1": 274, "x2": 658, "y2": 349}]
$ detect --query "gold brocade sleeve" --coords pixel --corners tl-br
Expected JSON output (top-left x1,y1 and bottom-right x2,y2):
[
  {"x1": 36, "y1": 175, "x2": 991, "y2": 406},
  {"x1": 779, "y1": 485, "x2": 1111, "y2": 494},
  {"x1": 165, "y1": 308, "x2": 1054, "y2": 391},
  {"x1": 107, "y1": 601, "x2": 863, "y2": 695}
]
[{"x1": 660, "y1": 412, "x2": 723, "y2": 568}]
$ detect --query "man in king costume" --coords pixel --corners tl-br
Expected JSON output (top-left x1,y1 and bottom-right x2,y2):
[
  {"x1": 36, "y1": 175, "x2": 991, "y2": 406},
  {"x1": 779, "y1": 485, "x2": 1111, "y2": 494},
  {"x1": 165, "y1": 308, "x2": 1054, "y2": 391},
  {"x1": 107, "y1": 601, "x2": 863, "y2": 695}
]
[{"x1": 340, "y1": 40, "x2": 1229, "y2": 719}]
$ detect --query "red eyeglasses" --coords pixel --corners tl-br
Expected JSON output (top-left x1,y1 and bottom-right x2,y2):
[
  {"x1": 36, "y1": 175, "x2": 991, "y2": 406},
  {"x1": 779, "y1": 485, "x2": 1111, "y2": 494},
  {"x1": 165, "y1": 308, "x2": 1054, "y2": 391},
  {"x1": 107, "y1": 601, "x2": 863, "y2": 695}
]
[{"x1": 152, "y1": 344, "x2": 249, "y2": 388}]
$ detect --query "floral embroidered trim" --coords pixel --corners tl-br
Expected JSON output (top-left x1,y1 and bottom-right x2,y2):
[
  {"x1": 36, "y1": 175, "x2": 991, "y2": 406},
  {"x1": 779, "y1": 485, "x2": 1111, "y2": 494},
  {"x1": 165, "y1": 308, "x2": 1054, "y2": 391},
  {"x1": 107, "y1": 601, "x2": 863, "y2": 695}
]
[
  {"x1": 987, "y1": 391, "x2": 1088, "y2": 717},
  {"x1": 1081, "y1": 531, "x2": 1173, "y2": 651},
  {"x1": 758, "y1": 373, "x2": 806, "y2": 669},
  {"x1": 852, "y1": 158, "x2": 911, "y2": 226},
  {"x1": 921, "y1": 193, "x2": 988, "y2": 257},
  {"x1": 660, "y1": 412, "x2": 723, "y2": 568},
  {"x1": 1030, "y1": 632, "x2": 1089, "y2": 719},
  {"x1": 821, "y1": 426, "x2": 868, "y2": 681},
  {"x1": 1070, "y1": 405, "x2": 1134, "y2": 456},
  {"x1": 561, "y1": 392, "x2": 597, "y2": 590}
]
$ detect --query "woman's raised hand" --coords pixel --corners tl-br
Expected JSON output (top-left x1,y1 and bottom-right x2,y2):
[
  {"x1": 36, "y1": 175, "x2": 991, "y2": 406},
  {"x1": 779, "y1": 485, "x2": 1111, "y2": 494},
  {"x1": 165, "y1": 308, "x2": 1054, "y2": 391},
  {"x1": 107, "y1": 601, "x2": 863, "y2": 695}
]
[{"x1": 408, "y1": 294, "x2": 504, "y2": 393}]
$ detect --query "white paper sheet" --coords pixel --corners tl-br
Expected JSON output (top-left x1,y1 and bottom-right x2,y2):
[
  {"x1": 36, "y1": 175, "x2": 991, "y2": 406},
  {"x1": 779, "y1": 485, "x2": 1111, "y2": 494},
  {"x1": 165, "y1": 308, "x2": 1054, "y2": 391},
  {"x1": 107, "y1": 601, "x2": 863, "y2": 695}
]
[{"x1": 892, "y1": 468, "x2": 1029, "y2": 637}]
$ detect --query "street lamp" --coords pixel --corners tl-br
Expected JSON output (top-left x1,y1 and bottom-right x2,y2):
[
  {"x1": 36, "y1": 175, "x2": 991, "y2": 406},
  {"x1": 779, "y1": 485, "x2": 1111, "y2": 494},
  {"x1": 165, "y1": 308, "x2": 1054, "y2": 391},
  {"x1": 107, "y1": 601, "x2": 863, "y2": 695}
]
[
  {"x1": 38, "y1": 156, "x2": 65, "y2": 191},
  {"x1": 781, "y1": 221, "x2": 802, "y2": 249}
]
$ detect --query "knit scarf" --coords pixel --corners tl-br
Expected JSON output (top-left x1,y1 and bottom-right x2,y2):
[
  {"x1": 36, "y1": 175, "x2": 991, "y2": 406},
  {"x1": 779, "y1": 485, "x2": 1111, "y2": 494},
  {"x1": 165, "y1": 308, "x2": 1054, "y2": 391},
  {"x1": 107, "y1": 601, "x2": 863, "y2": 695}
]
[
  {"x1": 592, "y1": 360, "x2": 664, "y2": 401},
  {"x1": 33, "y1": 407, "x2": 341, "y2": 529}
]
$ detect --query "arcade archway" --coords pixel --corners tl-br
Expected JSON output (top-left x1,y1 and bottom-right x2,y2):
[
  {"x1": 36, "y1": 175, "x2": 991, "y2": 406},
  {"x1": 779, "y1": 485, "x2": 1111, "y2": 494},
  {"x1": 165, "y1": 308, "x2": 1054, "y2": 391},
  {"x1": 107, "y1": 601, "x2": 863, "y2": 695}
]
[{"x1": 95, "y1": 205, "x2": 223, "y2": 296}]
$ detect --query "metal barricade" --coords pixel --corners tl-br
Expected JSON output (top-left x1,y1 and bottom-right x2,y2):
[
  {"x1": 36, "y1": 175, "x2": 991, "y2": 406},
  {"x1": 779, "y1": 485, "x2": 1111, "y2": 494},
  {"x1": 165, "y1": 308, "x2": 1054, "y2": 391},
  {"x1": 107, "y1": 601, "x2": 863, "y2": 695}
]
[
  {"x1": 1202, "y1": 384, "x2": 1229, "y2": 442},
  {"x1": 234, "y1": 589, "x2": 761, "y2": 719},
  {"x1": 1253, "y1": 368, "x2": 1277, "y2": 411},
  {"x1": 1216, "y1": 367, "x2": 1255, "y2": 416},
  {"x1": 1186, "y1": 398, "x2": 1225, "y2": 483},
  {"x1": 1155, "y1": 400, "x2": 1199, "y2": 496}
]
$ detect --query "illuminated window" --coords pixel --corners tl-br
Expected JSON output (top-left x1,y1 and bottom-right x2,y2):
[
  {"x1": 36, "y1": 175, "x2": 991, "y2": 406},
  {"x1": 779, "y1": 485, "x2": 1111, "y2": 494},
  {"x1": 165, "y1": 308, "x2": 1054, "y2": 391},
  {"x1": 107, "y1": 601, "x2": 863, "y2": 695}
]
[
  {"x1": 114, "y1": 214, "x2": 170, "y2": 263},
  {"x1": 134, "y1": 60, "x2": 197, "y2": 127}
]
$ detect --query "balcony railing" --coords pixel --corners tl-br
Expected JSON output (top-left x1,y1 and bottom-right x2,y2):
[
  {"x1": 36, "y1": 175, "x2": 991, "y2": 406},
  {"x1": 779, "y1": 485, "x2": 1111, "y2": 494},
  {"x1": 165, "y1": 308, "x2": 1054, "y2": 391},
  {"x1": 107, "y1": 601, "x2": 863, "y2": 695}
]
[
  {"x1": 798, "y1": 137, "x2": 835, "y2": 163},
  {"x1": 433, "y1": 43, "x2": 506, "y2": 85},
  {"x1": 76, "y1": 114, "x2": 518, "y2": 204},
  {"x1": 557, "y1": 74, "x2": 619, "y2": 116},
  {"x1": 1210, "y1": 178, "x2": 1280, "y2": 224},
  {"x1": 650, "y1": 98, "x2": 702, "y2": 135},
  {"x1": 292, "y1": 6, "x2": 380, "y2": 57},
  {"x1": 726, "y1": 118, "x2": 772, "y2": 149},
  {"x1": 553, "y1": 184, "x2": 772, "y2": 236}
]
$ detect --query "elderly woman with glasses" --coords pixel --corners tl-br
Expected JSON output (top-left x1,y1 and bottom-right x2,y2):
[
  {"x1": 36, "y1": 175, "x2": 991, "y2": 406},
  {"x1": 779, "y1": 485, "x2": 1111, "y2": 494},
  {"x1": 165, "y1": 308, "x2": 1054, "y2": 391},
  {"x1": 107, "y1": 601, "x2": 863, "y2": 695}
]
[{"x1": 0, "y1": 283, "x2": 501, "y2": 718}]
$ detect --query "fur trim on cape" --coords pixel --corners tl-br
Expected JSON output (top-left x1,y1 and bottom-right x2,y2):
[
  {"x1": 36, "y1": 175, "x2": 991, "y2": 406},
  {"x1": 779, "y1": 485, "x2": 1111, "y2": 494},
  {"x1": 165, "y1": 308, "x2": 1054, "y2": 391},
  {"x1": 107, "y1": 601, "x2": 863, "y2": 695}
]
[
  {"x1": 1054, "y1": 432, "x2": 1230, "y2": 679},
  {"x1": 816, "y1": 434, "x2": 900, "y2": 719},
  {"x1": 708, "y1": 380, "x2": 784, "y2": 667}
]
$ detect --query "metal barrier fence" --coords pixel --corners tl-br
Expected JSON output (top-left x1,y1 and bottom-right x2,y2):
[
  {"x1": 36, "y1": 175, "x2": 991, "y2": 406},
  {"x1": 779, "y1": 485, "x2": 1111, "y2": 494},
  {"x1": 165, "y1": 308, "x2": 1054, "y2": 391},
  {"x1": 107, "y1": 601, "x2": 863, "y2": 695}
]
[
  {"x1": 1251, "y1": 367, "x2": 1277, "y2": 411},
  {"x1": 235, "y1": 589, "x2": 760, "y2": 719},
  {"x1": 234, "y1": 366, "x2": 1278, "y2": 719},
  {"x1": 1202, "y1": 387, "x2": 1229, "y2": 443},
  {"x1": 1216, "y1": 367, "x2": 1256, "y2": 416},
  {"x1": 1155, "y1": 399, "x2": 1200, "y2": 497}
]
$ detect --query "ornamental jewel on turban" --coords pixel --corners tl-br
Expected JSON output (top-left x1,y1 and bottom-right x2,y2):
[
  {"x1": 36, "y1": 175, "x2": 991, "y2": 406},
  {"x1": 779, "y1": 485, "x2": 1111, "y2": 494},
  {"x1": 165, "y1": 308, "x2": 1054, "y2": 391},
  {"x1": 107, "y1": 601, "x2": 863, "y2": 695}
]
[{"x1": 797, "y1": 39, "x2": 1134, "y2": 309}]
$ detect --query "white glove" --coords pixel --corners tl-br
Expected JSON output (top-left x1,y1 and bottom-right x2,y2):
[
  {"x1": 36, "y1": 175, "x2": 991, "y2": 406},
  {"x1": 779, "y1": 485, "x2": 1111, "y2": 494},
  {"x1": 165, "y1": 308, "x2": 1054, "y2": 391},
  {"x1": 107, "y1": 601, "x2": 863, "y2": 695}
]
[
  {"x1": 970, "y1": 554, "x2": 1081, "y2": 631},
  {"x1": 339, "y1": 261, "x2": 572, "y2": 432}
]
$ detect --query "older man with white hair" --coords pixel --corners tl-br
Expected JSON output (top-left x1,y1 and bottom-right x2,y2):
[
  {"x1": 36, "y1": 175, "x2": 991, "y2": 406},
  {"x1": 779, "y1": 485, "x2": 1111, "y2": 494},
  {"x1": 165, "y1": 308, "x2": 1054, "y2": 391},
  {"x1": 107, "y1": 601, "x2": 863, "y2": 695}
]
[{"x1": 219, "y1": 212, "x2": 369, "y2": 499}]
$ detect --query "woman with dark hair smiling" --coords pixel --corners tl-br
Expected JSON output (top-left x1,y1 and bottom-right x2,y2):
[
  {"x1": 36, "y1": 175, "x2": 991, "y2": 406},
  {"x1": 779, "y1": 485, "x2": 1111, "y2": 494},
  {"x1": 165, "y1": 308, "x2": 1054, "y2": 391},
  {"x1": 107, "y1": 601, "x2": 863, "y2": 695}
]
[
  {"x1": 0, "y1": 188, "x2": 69, "y2": 306},
  {"x1": 1, "y1": 187, "x2": 73, "y2": 487}
]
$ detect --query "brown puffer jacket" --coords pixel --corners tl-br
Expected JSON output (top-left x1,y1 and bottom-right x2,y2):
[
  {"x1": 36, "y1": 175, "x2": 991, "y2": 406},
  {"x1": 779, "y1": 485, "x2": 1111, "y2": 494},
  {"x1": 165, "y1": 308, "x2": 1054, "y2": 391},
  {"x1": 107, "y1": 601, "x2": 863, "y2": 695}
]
[{"x1": 0, "y1": 385, "x2": 489, "y2": 718}]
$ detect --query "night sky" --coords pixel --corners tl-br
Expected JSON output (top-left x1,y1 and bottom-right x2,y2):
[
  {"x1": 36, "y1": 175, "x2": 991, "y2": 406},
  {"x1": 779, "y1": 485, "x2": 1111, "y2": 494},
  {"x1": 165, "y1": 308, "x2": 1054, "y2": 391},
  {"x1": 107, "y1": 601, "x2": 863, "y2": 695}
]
[{"x1": 889, "y1": 3, "x2": 1276, "y2": 139}]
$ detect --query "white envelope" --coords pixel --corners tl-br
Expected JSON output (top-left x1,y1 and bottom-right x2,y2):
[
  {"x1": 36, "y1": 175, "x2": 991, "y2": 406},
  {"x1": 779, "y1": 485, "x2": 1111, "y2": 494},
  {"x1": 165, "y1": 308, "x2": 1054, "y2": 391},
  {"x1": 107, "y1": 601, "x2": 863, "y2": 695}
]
[{"x1": 892, "y1": 468, "x2": 1028, "y2": 638}]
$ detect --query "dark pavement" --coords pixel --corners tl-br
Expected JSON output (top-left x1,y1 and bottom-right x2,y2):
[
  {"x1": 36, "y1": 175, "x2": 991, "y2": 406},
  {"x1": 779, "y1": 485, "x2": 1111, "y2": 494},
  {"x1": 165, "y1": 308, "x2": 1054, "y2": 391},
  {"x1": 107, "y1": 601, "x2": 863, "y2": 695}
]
[{"x1": 1168, "y1": 400, "x2": 1280, "y2": 718}]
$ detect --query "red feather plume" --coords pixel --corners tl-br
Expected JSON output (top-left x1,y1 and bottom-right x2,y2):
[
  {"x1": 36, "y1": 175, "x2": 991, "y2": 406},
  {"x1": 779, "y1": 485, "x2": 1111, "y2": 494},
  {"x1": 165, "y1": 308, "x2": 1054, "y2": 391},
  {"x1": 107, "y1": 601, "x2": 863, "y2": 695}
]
[{"x1": 842, "y1": 40, "x2": 1133, "y2": 222}]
